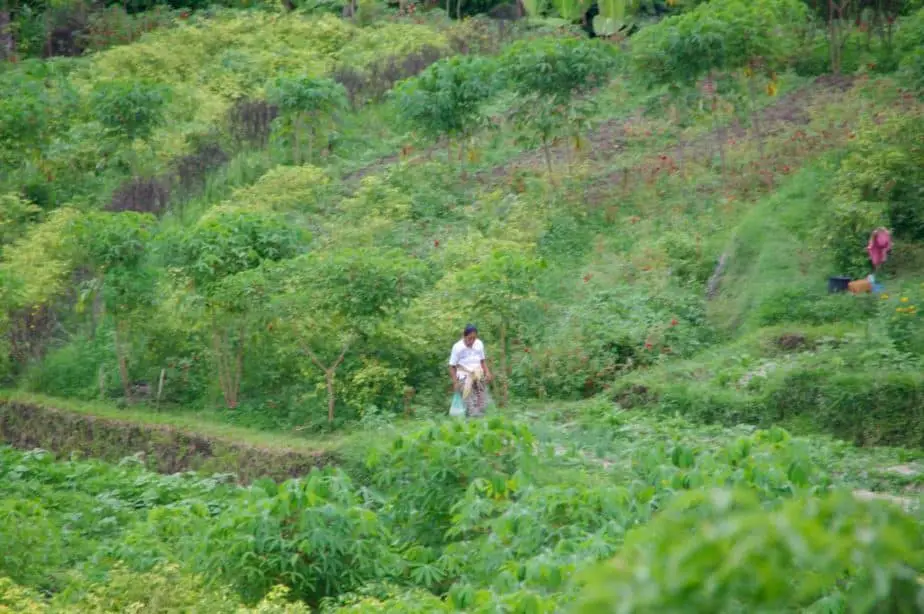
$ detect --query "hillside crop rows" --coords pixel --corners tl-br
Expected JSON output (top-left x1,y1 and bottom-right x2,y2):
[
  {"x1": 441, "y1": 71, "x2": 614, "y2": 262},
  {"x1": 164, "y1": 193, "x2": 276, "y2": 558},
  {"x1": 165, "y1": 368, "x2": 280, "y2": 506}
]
[
  {"x1": 1, "y1": 411, "x2": 923, "y2": 611},
  {"x1": 1, "y1": 0, "x2": 924, "y2": 610}
]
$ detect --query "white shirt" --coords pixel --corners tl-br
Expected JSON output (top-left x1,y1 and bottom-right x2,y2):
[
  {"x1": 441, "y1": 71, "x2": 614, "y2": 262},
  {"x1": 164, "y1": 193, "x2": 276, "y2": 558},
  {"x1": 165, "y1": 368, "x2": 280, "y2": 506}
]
[{"x1": 448, "y1": 338, "x2": 486, "y2": 373}]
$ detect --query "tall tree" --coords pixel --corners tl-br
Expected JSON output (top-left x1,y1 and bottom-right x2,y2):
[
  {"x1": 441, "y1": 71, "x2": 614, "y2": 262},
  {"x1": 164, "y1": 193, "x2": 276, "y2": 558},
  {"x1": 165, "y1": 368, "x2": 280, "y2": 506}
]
[
  {"x1": 273, "y1": 247, "x2": 428, "y2": 423},
  {"x1": 75, "y1": 211, "x2": 157, "y2": 401},
  {"x1": 171, "y1": 209, "x2": 302, "y2": 409}
]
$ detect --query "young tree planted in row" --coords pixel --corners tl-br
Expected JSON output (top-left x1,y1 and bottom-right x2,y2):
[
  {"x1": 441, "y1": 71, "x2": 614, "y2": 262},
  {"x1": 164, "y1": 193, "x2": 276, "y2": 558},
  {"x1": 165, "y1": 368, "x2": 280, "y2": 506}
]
[
  {"x1": 499, "y1": 38, "x2": 619, "y2": 177},
  {"x1": 630, "y1": 0, "x2": 808, "y2": 162},
  {"x1": 75, "y1": 211, "x2": 157, "y2": 402},
  {"x1": 394, "y1": 55, "x2": 497, "y2": 173},
  {"x1": 171, "y1": 209, "x2": 303, "y2": 409},
  {"x1": 91, "y1": 79, "x2": 170, "y2": 172},
  {"x1": 274, "y1": 247, "x2": 428, "y2": 423},
  {"x1": 267, "y1": 74, "x2": 348, "y2": 165}
]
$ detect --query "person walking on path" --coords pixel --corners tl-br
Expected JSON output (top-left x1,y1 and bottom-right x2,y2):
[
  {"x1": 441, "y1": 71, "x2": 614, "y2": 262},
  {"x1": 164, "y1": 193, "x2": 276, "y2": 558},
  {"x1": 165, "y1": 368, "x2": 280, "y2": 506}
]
[{"x1": 448, "y1": 324, "x2": 492, "y2": 417}]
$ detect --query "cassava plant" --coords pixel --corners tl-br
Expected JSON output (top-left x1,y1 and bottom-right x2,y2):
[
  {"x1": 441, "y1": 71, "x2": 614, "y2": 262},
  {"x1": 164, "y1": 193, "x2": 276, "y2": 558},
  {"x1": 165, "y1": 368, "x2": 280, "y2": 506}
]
[
  {"x1": 499, "y1": 38, "x2": 619, "y2": 177},
  {"x1": 267, "y1": 75, "x2": 348, "y2": 165},
  {"x1": 74, "y1": 211, "x2": 157, "y2": 402},
  {"x1": 394, "y1": 55, "x2": 497, "y2": 173},
  {"x1": 171, "y1": 209, "x2": 302, "y2": 409},
  {"x1": 272, "y1": 247, "x2": 428, "y2": 423}
]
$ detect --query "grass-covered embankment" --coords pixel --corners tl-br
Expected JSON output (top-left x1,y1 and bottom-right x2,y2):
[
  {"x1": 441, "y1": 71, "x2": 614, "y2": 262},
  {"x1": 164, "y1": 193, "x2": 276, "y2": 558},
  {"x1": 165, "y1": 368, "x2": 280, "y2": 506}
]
[{"x1": 0, "y1": 391, "x2": 337, "y2": 482}]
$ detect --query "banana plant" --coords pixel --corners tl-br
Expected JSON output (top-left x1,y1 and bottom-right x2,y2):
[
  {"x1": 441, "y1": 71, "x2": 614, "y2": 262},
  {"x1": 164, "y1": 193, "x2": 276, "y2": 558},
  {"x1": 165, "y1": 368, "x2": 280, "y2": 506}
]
[
  {"x1": 595, "y1": 0, "x2": 639, "y2": 37},
  {"x1": 521, "y1": 0, "x2": 639, "y2": 36}
]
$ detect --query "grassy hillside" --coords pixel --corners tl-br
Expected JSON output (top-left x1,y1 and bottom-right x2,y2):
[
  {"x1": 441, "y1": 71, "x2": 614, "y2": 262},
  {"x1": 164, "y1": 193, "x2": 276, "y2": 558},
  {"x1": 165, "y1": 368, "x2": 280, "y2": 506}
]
[{"x1": 2, "y1": 0, "x2": 924, "y2": 610}]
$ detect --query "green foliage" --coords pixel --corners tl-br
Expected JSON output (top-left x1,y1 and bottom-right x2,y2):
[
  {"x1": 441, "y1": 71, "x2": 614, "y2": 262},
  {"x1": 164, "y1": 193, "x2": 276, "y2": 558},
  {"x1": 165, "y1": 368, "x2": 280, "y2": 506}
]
[
  {"x1": 0, "y1": 67, "x2": 80, "y2": 168},
  {"x1": 22, "y1": 333, "x2": 115, "y2": 399},
  {"x1": 0, "y1": 193, "x2": 41, "y2": 248},
  {"x1": 201, "y1": 469, "x2": 395, "y2": 604},
  {"x1": 832, "y1": 109, "x2": 924, "y2": 243},
  {"x1": 5, "y1": 6, "x2": 924, "y2": 613},
  {"x1": 90, "y1": 80, "x2": 170, "y2": 142},
  {"x1": 76, "y1": 211, "x2": 158, "y2": 313},
  {"x1": 267, "y1": 75, "x2": 347, "y2": 162},
  {"x1": 335, "y1": 23, "x2": 449, "y2": 70},
  {"x1": 577, "y1": 488, "x2": 924, "y2": 612},
  {"x1": 897, "y1": 7, "x2": 924, "y2": 90},
  {"x1": 1, "y1": 405, "x2": 922, "y2": 612},
  {"x1": 0, "y1": 207, "x2": 82, "y2": 310},
  {"x1": 630, "y1": 0, "x2": 809, "y2": 87},
  {"x1": 367, "y1": 417, "x2": 538, "y2": 546},
  {"x1": 395, "y1": 55, "x2": 497, "y2": 144},
  {"x1": 267, "y1": 75, "x2": 347, "y2": 117},
  {"x1": 755, "y1": 287, "x2": 878, "y2": 326},
  {"x1": 500, "y1": 37, "x2": 620, "y2": 102},
  {"x1": 173, "y1": 209, "x2": 302, "y2": 290},
  {"x1": 498, "y1": 37, "x2": 618, "y2": 173}
]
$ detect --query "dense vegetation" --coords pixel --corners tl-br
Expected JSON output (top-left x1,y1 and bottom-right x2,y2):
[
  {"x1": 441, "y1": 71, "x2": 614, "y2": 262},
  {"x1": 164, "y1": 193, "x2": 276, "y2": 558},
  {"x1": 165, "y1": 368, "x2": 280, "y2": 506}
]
[
  {"x1": 2, "y1": 412, "x2": 923, "y2": 611},
  {"x1": 2, "y1": 0, "x2": 924, "y2": 609}
]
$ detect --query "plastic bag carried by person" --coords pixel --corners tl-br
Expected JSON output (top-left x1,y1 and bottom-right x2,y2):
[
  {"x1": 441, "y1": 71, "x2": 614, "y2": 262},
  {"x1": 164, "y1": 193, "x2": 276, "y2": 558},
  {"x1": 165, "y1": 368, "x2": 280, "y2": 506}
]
[{"x1": 449, "y1": 392, "x2": 466, "y2": 417}]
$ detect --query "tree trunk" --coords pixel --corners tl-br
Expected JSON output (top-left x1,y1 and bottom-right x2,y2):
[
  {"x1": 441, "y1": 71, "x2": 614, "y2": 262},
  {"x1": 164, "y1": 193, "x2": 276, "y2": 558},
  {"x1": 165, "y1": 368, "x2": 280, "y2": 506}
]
[
  {"x1": 499, "y1": 320, "x2": 510, "y2": 407},
  {"x1": 0, "y1": 10, "x2": 13, "y2": 61},
  {"x1": 325, "y1": 371, "x2": 335, "y2": 423},
  {"x1": 307, "y1": 126, "x2": 314, "y2": 165},
  {"x1": 293, "y1": 115, "x2": 302, "y2": 164},
  {"x1": 114, "y1": 319, "x2": 132, "y2": 402},
  {"x1": 302, "y1": 341, "x2": 350, "y2": 424},
  {"x1": 212, "y1": 328, "x2": 242, "y2": 409},
  {"x1": 746, "y1": 67, "x2": 764, "y2": 159},
  {"x1": 542, "y1": 138, "x2": 553, "y2": 178},
  {"x1": 828, "y1": 0, "x2": 839, "y2": 73},
  {"x1": 708, "y1": 72, "x2": 726, "y2": 178},
  {"x1": 459, "y1": 140, "x2": 466, "y2": 177}
]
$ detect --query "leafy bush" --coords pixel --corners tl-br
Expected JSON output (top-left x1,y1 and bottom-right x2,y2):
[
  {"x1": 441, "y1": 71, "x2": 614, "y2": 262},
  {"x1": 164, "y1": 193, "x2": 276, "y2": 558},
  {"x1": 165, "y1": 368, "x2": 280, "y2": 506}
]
[
  {"x1": 367, "y1": 417, "x2": 538, "y2": 546},
  {"x1": 394, "y1": 55, "x2": 497, "y2": 153},
  {"x1": 881, "y1": 288, "x2": 924, "y2": 355},
  {"x1": 23, "y1": 334, "x2": 116, "y2": 400},
  {"x1": 266, "y1": 75, "x2": 347, "y2": 164},
  {"x1": 517, "y1": 287, "x2": 710, "y2": 399},
  {"x1": 630, "y1": 0, "x2": 809, "y2": 87},
  {"x1": 756, "y1": 286, "x2": 879, "y2": 326},
  {"x1": 897, "y1": 7, "x2": 924, "y2": 90},
  {"x1": 577, "y1": 488, "x2": 924, "y2": 612},
  {"x1": 334, "y1": 23, "x2": 449, "y2": 71},
  {"x1": 200, "y1": 469, "x2": 396, "y2": 604},
  {"x1": 830, "y1": 110, "x2": 924, "y2": 246},
  {"x1": 499, "y1": 37, "x2": 619, "y2": 101},
  {"x1": 819, "y1": 199, "x2": 888, "y2": 277},
  {"x1": 90, "y1": 79, "x2": 170, "y2": 142}
]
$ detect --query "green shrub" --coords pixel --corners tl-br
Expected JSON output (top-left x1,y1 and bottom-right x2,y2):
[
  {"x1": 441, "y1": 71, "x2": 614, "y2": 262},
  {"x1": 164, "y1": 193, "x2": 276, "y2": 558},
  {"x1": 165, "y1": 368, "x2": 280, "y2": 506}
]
[
  {"x1": 23, "y1": 333, "x2": 116, "y2": 400},
  {"x1": 819, "y1": 199, "x2": 888, "y2": 277},
  {"x1": 577, "y1": 488, "x2": 924, "y2": 612},
  {"x1": 200, "y1": 469, "x2": 395, "y2": 604},
  {"x1": 897, "y1": 7, "x2": 924, "y2": 90},
  {"x1": 367, "y1": 417, "x2": 537, "y2": 546},
  {"x1": 830, "y1": 109, "x2": 924, "y2": 247},
  {"x1": 756, "y1": 287, "x2": 879, "y2": 326}
]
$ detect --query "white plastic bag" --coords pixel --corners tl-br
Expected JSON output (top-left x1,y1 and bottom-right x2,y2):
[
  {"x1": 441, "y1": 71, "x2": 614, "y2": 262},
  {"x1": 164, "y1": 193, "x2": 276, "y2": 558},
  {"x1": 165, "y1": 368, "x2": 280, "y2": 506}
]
[{"x1": 449, "y1": 392, "x2": 466, "y2": 417}]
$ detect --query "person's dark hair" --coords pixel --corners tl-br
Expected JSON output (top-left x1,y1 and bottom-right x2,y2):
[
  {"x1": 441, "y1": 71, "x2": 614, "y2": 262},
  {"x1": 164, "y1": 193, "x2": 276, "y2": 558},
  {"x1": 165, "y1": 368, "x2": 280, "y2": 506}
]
[{"x1": 464, "y1": 324, "x2": 478, "y2": 336}]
